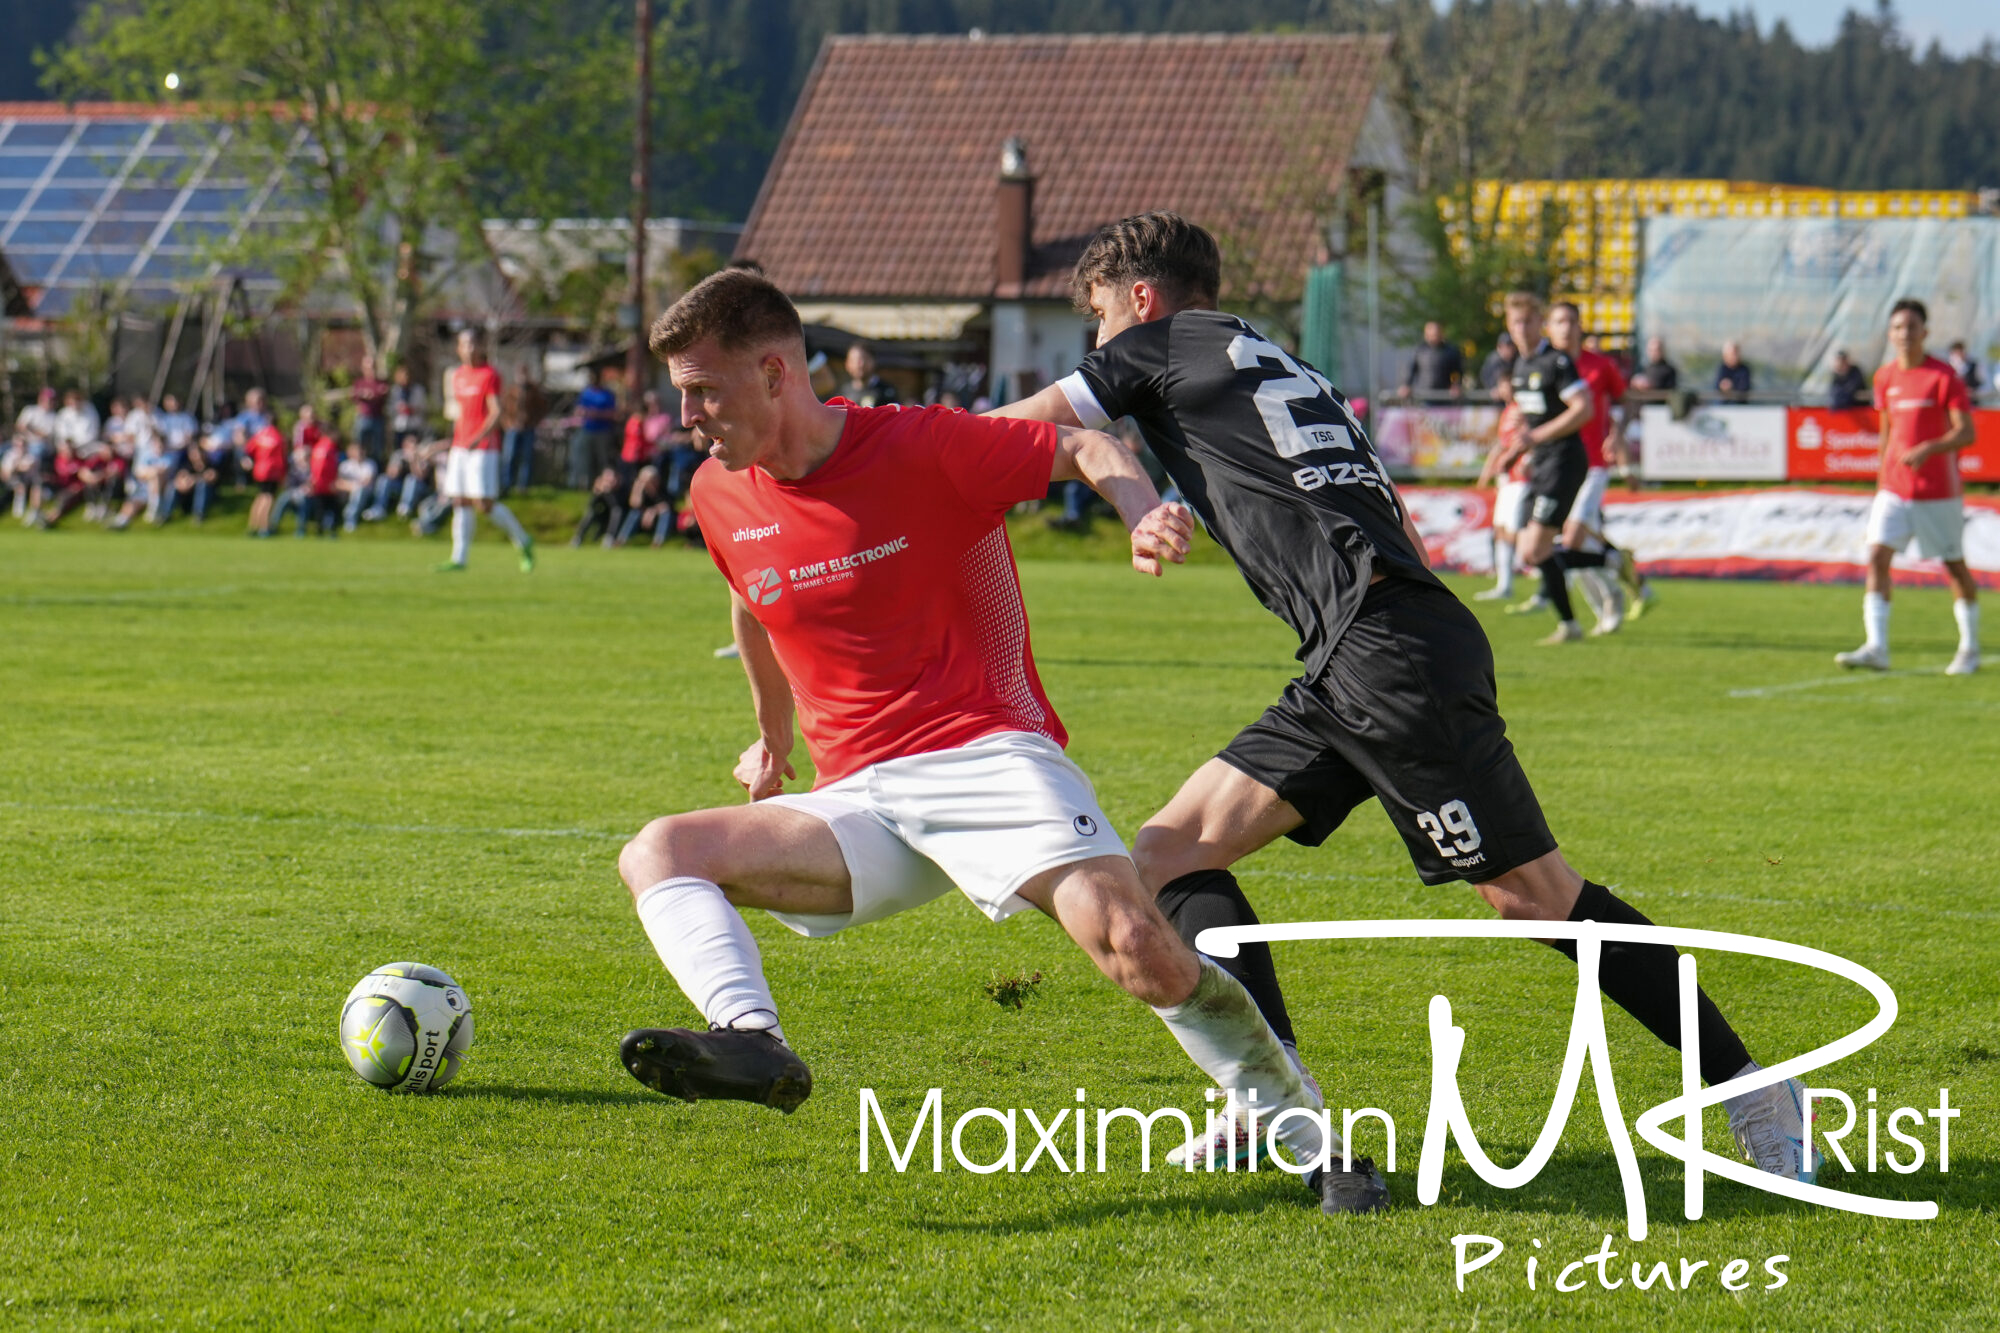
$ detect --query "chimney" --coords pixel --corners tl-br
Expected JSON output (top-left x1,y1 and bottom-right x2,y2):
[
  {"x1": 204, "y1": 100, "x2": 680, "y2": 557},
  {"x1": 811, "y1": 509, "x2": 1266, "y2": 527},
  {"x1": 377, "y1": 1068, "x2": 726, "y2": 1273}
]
[{"x1": 996, "y1": 137, "x2": 1033, "y2": 297}]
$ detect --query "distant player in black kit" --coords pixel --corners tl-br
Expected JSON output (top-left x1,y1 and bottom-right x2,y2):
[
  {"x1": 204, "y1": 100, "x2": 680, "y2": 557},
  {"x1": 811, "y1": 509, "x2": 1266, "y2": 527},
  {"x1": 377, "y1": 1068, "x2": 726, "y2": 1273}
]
[
  {"x1": 1482, "y1": 290, "x2": 1604, "y2": 643},
  {"x1": 993, "y1": 212, "x2": 1813, "y2": 1207}
]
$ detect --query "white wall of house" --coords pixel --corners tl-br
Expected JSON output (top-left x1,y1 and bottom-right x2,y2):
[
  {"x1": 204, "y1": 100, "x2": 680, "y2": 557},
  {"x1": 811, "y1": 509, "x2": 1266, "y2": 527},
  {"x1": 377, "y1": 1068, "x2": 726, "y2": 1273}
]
[{"x1": 990, "y1": 300, "x2": 1089, "y2": 402}]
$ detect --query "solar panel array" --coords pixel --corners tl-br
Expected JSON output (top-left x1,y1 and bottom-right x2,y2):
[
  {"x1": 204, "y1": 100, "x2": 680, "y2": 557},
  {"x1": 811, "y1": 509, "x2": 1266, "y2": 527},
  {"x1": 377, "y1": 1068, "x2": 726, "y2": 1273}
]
[{"x1": 0, "y1": 110, "x2": 308, "y2": 317}]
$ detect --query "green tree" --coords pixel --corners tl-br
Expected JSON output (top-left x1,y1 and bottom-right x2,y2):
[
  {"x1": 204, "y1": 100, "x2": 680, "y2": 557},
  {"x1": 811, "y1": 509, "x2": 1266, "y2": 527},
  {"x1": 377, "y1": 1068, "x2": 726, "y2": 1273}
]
[{"x1": 43, "y1": 0, "x2": 741, "y2": 368}]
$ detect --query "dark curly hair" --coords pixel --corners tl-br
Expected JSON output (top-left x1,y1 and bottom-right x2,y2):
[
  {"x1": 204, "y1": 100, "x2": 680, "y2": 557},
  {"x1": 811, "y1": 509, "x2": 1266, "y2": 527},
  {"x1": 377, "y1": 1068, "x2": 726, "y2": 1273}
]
[{"x1": 1070, "y1": 211, "x2": 1221, "y2": 314}]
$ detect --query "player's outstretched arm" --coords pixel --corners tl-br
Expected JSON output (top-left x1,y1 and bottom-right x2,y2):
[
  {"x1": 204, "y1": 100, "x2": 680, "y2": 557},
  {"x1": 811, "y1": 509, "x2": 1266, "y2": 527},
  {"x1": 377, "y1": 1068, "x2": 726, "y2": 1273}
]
[
  {"x1": 728, "y1": 590, "x2": 798, "y2": 800},
  {"x1": 984, "y1": 383, "x2": 1083, "y2": 426},
  {"x1": 1050, "y1": 426, "x2": 1190, "y2": 577}
]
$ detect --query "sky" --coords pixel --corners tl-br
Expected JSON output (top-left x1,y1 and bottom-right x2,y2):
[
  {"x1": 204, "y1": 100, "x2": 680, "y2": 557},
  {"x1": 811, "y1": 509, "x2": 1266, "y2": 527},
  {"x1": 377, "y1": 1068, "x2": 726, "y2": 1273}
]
[{"x1": 1647, "y1": 1, "x2": 1999, "y2": 55}]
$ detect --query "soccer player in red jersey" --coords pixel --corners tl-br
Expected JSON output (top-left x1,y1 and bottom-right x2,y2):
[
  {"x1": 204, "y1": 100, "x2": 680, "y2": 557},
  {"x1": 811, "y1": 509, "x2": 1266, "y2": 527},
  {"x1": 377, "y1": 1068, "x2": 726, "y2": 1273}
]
[
  {"x1": 1836, "y1": 298, "x2": 1979, "y2": 674},
  {"x1": 437, "y1": 328, "x2": 535, "y2": 573},
  {"x1": 243, "y1": 419, "x2": 288, "y2": 537},
  {"x1": 613, "y1": 269, "x2": 1380, "y2": 1212}
]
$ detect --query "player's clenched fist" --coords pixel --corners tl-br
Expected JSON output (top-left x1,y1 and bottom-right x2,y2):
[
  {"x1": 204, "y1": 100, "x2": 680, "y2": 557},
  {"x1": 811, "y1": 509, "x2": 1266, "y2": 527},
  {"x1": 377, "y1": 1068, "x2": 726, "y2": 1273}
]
[
  {"x1": 734, "y1": 738, "x2": 796, "y2": 800},
  {"x1": 1130, "y1": 500, "x2": 1194, "y2": 576}
]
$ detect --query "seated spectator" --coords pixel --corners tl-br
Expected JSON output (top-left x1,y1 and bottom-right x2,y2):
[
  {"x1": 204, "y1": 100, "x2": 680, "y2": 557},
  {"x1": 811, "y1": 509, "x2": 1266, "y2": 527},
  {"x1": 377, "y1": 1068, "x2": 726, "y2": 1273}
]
[
  {"x1": 571, "y1": 466, "x2": 627, "y2": 548},
  {"x1": 30, "y1": 440, "x2": 87, "y2": 528},
  {"x1": 166, "y1": 436, "x2": 219, "y2": 525},
  {"x1": 1478, "y1": 333, "x2": 1517, "y2": 391},
  {"x1": 55, "y1": 388, "x2": 101, "y2": 454},
  {"x1": 3, "y1": 432, "x2": 43, "y2": 522},
  {"x1": 1828, "y1": 350, "x2": 1870, "y2": 409},
  {"x1": 337, "y1": 441, "x2": 379, "y2": 531},
  {"x1": 1630, "y1": 336, "x2": 1679, "y2": 394},
  {"x1": 1714, "y1": 341, "x2": 1752, "y2": 401},
  {"x1": 1398, "y1": 321, "x2": 1464, "y2": 401},
  {"x1": 10, "y1": 387, "x2": 57, "y2": 519},
  {"x1": 108, "y1": 396, "x2": 168, "y2": 529},
  {"x1": 614, "y1": 463, "x2": 677, "y2": 548},
  {"x1": 1947, "y1": 341, "x2": 1981, "y2": 404},
  {"x1": 388, "y1": 366, "x2": 427, "y2": 453}
]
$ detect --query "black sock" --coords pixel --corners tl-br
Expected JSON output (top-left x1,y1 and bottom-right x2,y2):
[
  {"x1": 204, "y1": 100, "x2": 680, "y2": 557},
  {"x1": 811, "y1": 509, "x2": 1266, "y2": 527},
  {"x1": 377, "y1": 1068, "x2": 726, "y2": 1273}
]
[
  {"x1": 1545, "y1": 881, "x2": 1752, "y2": 1087},
  {"x1": 1156, "y1": 869, "x2": 1296, "y2": 1047},
  {"x1": 1538, "y1": 556, "x2": 1575, "y2": 621},
  {"x1": 1560, "y1": 548, "x2": 1606, "y2": 569}
]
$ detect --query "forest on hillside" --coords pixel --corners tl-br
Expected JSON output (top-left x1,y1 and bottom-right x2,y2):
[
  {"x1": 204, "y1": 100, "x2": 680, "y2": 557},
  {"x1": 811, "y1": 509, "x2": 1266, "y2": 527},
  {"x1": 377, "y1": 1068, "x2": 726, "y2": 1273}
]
[{"x1": 8, "y1": 0, "x2": 1999, "y2": 222}]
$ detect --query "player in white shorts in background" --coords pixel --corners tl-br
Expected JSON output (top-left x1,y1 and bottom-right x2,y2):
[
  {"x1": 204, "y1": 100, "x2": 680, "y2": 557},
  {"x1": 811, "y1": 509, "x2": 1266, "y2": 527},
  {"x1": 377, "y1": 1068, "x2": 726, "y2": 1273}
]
[
  {"x1": 611, "y1": 269, "x2": 1379, "y2": 1213},
  {"x1": 1836, "y1": 298, "x2": 1980, "y2": 675},
  {"x1": 437, "y1": 328, "x2": 536, "y2": 573},
  {"x1": 1474, "y1": 396, "x2": 1534, "y2": 604}
]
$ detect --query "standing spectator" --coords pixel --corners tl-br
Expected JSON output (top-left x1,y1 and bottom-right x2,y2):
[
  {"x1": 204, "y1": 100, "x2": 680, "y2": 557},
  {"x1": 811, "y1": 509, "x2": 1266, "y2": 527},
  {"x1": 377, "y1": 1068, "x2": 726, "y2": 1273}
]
[
  {"x1": 10, "y1": 387, "x2": 57, "y2": 519},
  {"x1": 1478, "y1": 332, "x2": 1516, "y2": 391},
  {"x1": 1630, "y1": 336, "x2": 1679, "y2": 394},
  {"x1": 349, "y1": 355, "x2": 391, "y2": 464},
  {"x1": 1946, "y1": 341, "x2": 1981, "y2": 404},
  {"x1": 1714, "y1": 341, "x2": 1752, "y2": 401},
  {"x1": 1828, "y1": 350, "x2": 1870, "y2": 409},
  {"x1": 244, "y1": 418, "x2": 288, "y2": 537},
  {"x1": 300, "y1": 426, "x2": 343, "y2": 537},
  {"x1": 1398, "y1": 321, "x2": 1464, "y2": 400},
  {"x1": 839, "y1": 342, "x2": 900, "y2": 406},
  {"x1": 500, "y1": 368, "x2": 548, "y2": 494},
  {"x1": 388, "y1": 364, "x2": 428, "y2": 453},
  {"x1": 571, "y1": 365, "x2": 620, "y2": 489}
]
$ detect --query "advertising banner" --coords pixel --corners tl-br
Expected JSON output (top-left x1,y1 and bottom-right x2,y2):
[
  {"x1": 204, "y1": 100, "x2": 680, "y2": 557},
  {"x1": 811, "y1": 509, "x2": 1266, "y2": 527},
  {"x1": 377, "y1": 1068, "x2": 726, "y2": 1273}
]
[
  {"x1": 1372, "y1": 405, "x2": 1501, "y2": 479},
  {"x1": 1405, "y1": 485, "x2": 2000, "y2": 589},
  {"x1": 1638, "y1": 405, "x2": 1789, "y2": 481},
  {"x1": 1786, "y1": 406, "x2": 2000, "y2": 483}
]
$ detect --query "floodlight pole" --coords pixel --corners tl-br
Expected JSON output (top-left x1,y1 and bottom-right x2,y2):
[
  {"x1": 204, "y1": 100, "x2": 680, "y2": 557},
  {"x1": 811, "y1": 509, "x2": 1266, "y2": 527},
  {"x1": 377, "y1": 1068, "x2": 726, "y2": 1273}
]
[{"x1": 627, "y1": 0, "x2": 653, "y2": 402}]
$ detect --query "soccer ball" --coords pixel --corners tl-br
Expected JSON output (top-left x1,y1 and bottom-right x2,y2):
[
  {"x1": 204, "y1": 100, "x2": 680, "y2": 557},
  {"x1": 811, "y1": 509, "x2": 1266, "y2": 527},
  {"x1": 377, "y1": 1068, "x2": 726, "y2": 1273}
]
[{"x1": 339, "y1": 962, "x2": 474, "y2": 1093}]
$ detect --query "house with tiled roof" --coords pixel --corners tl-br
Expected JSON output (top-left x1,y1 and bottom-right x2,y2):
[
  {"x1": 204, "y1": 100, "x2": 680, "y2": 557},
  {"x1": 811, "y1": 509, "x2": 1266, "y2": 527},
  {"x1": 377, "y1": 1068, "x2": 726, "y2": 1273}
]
[{"x1": 736, "y1": 32, "x2": 1410, "y2": 401}]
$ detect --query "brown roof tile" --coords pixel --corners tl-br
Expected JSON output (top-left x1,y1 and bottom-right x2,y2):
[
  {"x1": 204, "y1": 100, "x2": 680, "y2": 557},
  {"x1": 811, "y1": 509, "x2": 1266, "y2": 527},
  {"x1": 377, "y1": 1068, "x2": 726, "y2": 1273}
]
[{"x1": 737, "y1": 33, "x2": 1391, "y2": 304}]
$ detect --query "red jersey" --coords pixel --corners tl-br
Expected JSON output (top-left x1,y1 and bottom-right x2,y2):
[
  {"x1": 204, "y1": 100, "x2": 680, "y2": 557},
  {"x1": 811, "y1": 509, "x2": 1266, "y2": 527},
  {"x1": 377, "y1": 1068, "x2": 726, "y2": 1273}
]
[
  {"x1": 451, "y1": 363, "x2": 502, "y2": 450},
  {"x1": 1874, "y1": 356, "x2": 1971, "y2": 500},
  {"x1": 691, "y1": 403, "x2": 1062, "y2": 787},
  {"x1": 246, "y1": 424, "x2": 288, "y2": 482},
  {"x1": 308, "y1": 436, "x2": 342, "y2": 494},
  {"x1": 1575, "y1": 348, "x2": 1626, "y2": 468},
  {"x1": 621, "y1": 414, "x2": 650, "y2": 465}
]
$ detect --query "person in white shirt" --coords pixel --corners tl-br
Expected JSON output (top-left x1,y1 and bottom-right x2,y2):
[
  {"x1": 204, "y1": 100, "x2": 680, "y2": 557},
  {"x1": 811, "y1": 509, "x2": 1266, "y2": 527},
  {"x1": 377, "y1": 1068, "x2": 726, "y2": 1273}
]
[
  {"x1": 8, "y1": 388, "x2": 58, "y2": 519},
  {"x1": 55, "y1": 389, "x2": 100, "y2": 451},
  {"x1": 336, "y1": 441, "x2": 379, "y2": 531}
]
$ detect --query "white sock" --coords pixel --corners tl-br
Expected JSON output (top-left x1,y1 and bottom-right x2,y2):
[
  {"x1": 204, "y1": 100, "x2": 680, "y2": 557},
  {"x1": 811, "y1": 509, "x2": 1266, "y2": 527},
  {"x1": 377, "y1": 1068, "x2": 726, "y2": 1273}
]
[
  {"x1": 1492, "y1": 535, "x2": 1514, "y2": 595},
  {"x1": 451, "y1": 505, "x2": 473, "y2": 565},
  {"x1": 1153, "y1": 959, "x2": 1331, "y2": 1167},
  {"x1": 1585, "y1": 568, "x2": 1617, "y2": 614},
  {"x1": 1955, "y1": 599, "x2": 1979, "y2": 653},
  {"x1": 488, "y1": 501, "x2": 530, "y2": 548},
  {"x1": 1863, "y1": 592, "x2": 1890, "y2": 651},
  {"x1": 635, "y1": 877, "x2": 784, "y2": 1038}
]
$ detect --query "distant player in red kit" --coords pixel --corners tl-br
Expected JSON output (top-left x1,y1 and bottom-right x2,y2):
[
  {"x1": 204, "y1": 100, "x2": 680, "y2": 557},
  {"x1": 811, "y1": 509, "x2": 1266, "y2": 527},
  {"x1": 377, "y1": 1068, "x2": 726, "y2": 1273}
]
[
  {"x1": 1837, "y1": 298, "x2": 1979, "y2": 675},
  {"x1": 437, "y1": 328, "x2": 536, "y2": 573},
  {"x1": 612, "y1": 268, "x2": 1385, "y2": 1214}
]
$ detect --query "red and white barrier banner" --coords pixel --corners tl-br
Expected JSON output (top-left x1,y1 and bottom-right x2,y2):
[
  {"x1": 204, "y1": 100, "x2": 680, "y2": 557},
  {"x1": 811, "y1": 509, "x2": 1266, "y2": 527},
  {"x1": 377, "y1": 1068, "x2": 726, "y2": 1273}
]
[
  {"x1": 1638, "y1": 405, "x2": 1788, "y2": 481},
  {"x1": 1788, "y1": 406, "x2": 2000, "y2": 484},
  {"x1": 1372, "y1": 405, "x2": 1498, "y2": 479},
  {"x1": 1404, "y1": 485, "x2": 2000, "y2": 590}
]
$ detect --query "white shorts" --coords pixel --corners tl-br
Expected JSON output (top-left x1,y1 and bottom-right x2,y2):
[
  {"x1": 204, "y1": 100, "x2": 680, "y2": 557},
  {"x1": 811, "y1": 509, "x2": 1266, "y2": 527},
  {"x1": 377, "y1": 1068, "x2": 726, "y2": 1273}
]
[
  {"x1": 1571, "y1": 466, "x2": 1610, "y2": 532},
  {"x1": 760, "y1": 731, "x2": 1129, "y2": 938},
  {"x1": 442, "y1": 447, "x2": 500, "y2": 501},
  {"x1": 1494, "y1": 479, "x2": 1531, "y2": 535},
  {"x1": 1866, "y1": 490, "x2": 1964, "y2": 562}
]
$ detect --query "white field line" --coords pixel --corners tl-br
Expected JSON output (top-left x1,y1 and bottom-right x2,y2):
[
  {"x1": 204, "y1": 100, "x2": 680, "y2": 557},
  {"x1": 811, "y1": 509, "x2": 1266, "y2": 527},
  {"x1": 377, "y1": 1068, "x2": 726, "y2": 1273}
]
[
  {"x1": 1728, "y1": 666, "x2": 1946, "y2": 698},
  {"x1": 0, "y1": 799, "x2": 623, "y2": 841}
]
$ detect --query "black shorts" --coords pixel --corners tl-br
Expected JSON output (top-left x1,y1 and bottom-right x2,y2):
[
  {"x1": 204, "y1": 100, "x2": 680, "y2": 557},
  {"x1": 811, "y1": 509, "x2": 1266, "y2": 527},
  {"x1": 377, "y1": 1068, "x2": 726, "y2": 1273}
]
[
  {"x1": 255, "y1": 478, "x2": 281, "y2": 496},
  {"x1": 1218, "y1": 578, "x2": 1556, "y2": 886},
  {"x1": 1525, "y1": 443, "x2": 1588, "y2": 529}
]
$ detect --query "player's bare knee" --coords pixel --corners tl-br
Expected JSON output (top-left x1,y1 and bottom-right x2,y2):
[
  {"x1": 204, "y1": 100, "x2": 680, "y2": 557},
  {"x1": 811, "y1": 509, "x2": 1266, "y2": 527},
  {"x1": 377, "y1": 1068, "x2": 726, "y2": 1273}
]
[{"x1": 619, "y1": 814, "x2": 709, "y2": 895}]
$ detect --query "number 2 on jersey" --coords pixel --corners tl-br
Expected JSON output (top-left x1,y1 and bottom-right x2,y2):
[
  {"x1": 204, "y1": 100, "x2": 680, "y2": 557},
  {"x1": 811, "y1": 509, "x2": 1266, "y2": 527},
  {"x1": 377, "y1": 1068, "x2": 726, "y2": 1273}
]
[{"x1": 1227, "y1": 333, "x2": 1361, "y2": 459}]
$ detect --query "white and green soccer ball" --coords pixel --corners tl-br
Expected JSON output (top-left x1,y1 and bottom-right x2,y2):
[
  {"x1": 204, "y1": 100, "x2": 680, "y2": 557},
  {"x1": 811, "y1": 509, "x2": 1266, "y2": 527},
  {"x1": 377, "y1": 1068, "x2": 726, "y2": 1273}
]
[{"x1": 339, "y1": 962, "x2": 474, "y2": 1093}]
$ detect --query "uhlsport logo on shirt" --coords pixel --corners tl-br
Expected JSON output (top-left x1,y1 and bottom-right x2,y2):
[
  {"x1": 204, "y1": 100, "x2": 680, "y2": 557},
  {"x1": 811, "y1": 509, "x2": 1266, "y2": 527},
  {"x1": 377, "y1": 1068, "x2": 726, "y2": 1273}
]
[{"x1": 744, "y1": 567, "x2": 783, "y2": 605}]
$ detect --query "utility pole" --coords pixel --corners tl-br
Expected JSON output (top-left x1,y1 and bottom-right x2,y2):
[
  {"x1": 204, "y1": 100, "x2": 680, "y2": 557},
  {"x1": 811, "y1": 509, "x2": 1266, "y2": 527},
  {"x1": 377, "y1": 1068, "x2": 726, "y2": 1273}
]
[{"x1": 627, "y1": 0, "x2": 653, "y2": 400}]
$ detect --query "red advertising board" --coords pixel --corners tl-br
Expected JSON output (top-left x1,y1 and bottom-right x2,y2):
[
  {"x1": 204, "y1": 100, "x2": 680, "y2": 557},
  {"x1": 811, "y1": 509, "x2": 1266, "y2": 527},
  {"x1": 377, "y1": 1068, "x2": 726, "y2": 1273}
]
[{"x1": 1787, "y1": 406, "x2": 2000, "y2": 483}]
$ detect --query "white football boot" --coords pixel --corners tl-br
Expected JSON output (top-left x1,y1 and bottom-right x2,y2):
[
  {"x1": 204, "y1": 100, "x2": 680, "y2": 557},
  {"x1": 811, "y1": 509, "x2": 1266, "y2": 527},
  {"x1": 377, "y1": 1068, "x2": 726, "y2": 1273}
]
[
  {"x1": 1835, "y1": 644, "x2": 1890, "y2": 671},
  {"x1": 1727, "y1": 1073, "x2": 1819, "y2": 1184},
  {"x1": 1946, "y1": 647, "x2": 1980, "y2": 676},
  {"x1": 1539, "y1": 620, "x2": 1584, "y2": 646},
  {"x1": 1168, "y1": 1055, "x2": 1324, "y2": 1171}
]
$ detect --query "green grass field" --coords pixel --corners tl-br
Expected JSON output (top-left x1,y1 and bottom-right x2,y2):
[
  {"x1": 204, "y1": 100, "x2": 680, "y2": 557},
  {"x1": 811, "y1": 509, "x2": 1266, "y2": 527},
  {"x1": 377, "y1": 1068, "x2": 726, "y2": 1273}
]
[{"x1": 2, "y1": 522, "x2": 1995, "y2": 1330}]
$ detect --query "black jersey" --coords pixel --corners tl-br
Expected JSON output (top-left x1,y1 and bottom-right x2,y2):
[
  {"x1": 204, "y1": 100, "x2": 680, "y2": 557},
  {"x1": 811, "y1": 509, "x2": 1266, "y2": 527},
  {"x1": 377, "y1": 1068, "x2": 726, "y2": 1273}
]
[
  {"x1": 1508, "y1": 341, "x2": 1590, "y2": 454},
  {"x1": 1063, "y1": 309, "x2": 1442, "y2": 679}
]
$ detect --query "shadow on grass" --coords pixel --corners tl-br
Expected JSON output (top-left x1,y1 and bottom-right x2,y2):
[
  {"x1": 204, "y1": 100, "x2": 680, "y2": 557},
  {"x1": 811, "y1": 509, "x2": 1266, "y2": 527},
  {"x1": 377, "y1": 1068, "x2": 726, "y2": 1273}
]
[{"x1": 451, "y1": 1082, "x2": 666, "y2": 1108}]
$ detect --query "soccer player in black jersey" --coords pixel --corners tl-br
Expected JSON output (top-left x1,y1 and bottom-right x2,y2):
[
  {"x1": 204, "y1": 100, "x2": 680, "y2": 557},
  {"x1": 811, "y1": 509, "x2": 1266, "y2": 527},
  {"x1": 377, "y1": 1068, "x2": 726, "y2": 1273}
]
[
  {"x1": 1485, "y1": 291, "x2": 1601, "y2": 643},
  {"x1": 992, "y1": 212, "x2": 1814, "y2": 1208}
]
